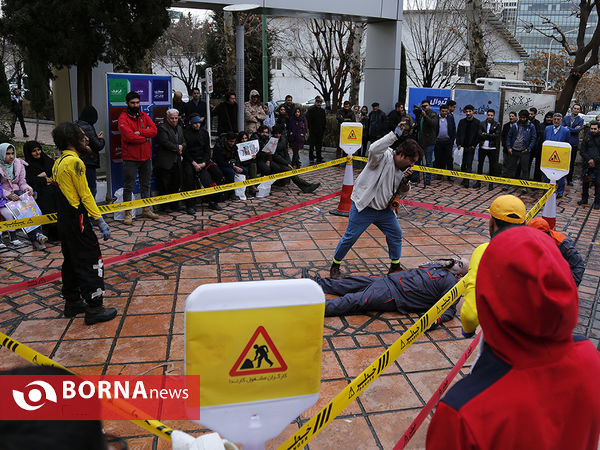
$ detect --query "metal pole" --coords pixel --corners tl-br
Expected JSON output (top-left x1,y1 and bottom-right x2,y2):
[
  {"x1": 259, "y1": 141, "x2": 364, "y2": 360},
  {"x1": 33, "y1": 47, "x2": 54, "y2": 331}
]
[
  {"x1": 206, "y1": 91, "x2": 212, "y2": 144},
  {"x1": 236, "y1": 23, "x2": 245, "y2": 133},
  {"x1": 262, "y1": 14, "x2": 268, "y2": 104}
]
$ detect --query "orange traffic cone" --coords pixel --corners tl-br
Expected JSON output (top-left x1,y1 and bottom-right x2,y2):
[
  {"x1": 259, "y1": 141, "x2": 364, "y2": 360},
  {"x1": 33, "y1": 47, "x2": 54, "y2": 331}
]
[{"x1": 330, "y1": 158, "x2": 354, "y2": 216}]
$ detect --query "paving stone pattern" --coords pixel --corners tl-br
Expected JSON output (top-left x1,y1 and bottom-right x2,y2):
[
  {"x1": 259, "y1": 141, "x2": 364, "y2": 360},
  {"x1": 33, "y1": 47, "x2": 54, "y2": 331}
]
[{"x1": 1, "y1": 158, "x2": 598, "y2": 449}]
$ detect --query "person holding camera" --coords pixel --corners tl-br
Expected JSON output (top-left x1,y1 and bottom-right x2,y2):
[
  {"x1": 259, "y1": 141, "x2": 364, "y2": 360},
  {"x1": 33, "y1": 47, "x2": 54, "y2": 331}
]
[
  {"x1": 414, "y1": 100, "x2": 439, "y2": 186},
  {"x1": 329, "y1": 127, "x2": 424, "y2": 280}
]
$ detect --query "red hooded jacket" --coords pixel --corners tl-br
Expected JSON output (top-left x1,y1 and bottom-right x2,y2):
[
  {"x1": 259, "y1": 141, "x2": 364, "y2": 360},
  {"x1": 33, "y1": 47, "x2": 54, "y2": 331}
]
[
  {"x1": 427, "y1": 227, "x2": 600, "y2": 450},
  {"x1": 117, "y1": 109, "x2": 157, "y2": 161}
]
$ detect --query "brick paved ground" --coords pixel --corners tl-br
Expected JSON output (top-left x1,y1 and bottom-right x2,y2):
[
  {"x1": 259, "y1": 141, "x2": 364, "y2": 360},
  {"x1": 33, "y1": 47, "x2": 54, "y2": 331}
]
[{"x1": 1, "y1": 149, "x2": 598, "y2": 449}]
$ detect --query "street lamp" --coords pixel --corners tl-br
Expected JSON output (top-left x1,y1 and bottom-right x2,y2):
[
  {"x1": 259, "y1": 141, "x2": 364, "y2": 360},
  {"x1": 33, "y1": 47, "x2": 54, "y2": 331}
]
[
  {"x1": 223, "y1": 3, "x2": 260, "y2": 132},
  {"x1": 545, "y1": 25, "x2": 591, "y2": 90}
]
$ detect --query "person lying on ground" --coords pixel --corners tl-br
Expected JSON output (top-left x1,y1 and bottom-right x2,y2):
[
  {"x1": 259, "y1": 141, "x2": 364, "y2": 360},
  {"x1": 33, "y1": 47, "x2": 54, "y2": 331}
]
[{"x1": 302, "y1": 257, "x2": 468, "y2": 321}]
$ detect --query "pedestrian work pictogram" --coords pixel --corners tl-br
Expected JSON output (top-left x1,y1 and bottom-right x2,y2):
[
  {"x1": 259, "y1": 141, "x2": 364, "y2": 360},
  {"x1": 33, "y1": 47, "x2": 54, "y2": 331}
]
[
  {"x1": 229, "y1": 326, "x2": 287, "y2": 376},
  {"x1": 548, "y1": 151, "x2": 561, "y2": 163},
  {"x1": 347, "y1": 130, "x2": 357, "y2": 140}
]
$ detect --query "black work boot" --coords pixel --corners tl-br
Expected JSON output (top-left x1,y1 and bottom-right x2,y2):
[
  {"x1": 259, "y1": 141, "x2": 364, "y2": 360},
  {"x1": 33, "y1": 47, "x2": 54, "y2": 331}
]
[
  {"x1": 329, "y1": 262, "x2": 341, "y2": 280},
  {"x1": 64, "y1": 300, "x2": 87, "y2": 318},
  {"x1": 85, "y1": 305, "x2": 117, "y2": 325}
]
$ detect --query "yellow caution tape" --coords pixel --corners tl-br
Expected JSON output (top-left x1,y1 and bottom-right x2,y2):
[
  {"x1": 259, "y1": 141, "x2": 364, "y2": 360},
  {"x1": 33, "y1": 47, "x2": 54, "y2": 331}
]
[
  {"x1": 0, "y1": 157, "x2": 349, "y2": 232},
  {"x1": 525, "y1": 185, "x2": 556, "y2": 222},
  {"x1": 278, "y1": 279, "x2": 467, "y2": 450},
  {"x1": 0, "y1": 331, "x2": 173, "y2": 442},
  {"x1": 352, "y1": 156, "x2": 552, "y2": 189}
]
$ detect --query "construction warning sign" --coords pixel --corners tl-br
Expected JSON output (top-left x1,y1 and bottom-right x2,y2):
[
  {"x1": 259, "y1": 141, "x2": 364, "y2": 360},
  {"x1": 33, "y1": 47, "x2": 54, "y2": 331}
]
[
  {"x1": 186, "y1": 303, "x2": 323, "y2": 406},
  {"x1": 541, "y1": 140, "x2": 571, "y2": 181},
  {"x1": 339, "y1": 122, "x2": 363, "y2": 153},
  {"x1": 229, "y1": 326, "x2": 287, "y2": 376}
]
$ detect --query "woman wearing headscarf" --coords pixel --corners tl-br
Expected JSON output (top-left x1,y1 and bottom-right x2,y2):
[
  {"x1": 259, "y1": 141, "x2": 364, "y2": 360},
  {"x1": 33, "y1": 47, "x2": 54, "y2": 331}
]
[
  {"x1": 24, "y1": 141, "x2": 58, "y2": 239},
  {"x1": 263, "y1": 102, "x2": 276, "y2": 131},
  {"x1": 0, "y1": 143, "x2": 48, "y2": 250},
  {"x1": 288, "y1": 107, "x2": 308, "y2": 168},
  {"x1": 75, "y1": 105, "x2": 105, "y2": 198}
]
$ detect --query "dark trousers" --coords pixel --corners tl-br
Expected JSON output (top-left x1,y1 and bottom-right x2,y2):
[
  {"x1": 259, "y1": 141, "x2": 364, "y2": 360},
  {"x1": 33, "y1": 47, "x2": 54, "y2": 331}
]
[
  {"x1": 155, "y1": 165, "x2": 181, "y2": 197},
  {"x1": 434, "y1": 140, "x2": 453, "y2": 171},
  {"x1": 123, "y1": 159, "x2": 152, "y2": 201},
  {"x1": 221, "y1": 166, "x2": 248, "y2": 184},
  {"x1": 477, "y1": 147, "x2": 498, "y2": 176},
  {"x1": 528, "y1": 146, "x2": 543, "y2": 181},
  {"x1": 182, "y1": 163, "x2": 223, "y2": 206},
  {"x1": 567, "y1": 146, "x2": 578, "y2": 184},
  {"x1": 85, "y1": 167, "x2": 97, "y2": 198},
  {"x1": 56, "y1": 195, "x2": 104, "y2": 307},
  {"x1": 270, "y1": 161, "x2": 311, "y2": 189},
  {"x1": 461, "y1": 146, "x2": 476, "y2": 173},
  {"x1": 11, "y1": 111, "x2": 27, "y2": 136},
  {"x1": 506, "y1": 150, "x2": 531, "y2": 180},
  {"x1": 316, "y1": 275, "x2": 397, "y2": 316},
  {"x1": 582, "y1": 167, "x2": 600, "y2": 205},
  {"x1": 257, "y1": 160, "x2": 272, "y2": 175},
  {"x1": 308, "y1": 132, "x2": 324, "y2": 161}
]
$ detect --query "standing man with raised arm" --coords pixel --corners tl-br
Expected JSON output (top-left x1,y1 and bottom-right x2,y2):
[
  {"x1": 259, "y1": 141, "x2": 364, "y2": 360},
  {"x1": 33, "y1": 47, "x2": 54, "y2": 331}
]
[
  {"x1": 52, "y1": 122, "x2": 116, "y2": 325},
  {"x1": 329, "y1": 128, "x2": 424, "y2": 279}
]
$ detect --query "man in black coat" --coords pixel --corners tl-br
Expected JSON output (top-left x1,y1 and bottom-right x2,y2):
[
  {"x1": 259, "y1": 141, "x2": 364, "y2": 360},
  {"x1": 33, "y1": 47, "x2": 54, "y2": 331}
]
[
  {"x1": 528, "y1": 107, "x2": 544, "y2": 181},
  {"x1": 10, "y1": 88, "x2": 27, "y2": 138},
  {"x1": 182, "y1": 114, "x2": 223, "y2": 213},
  {"x1": 184, "y1": 87, "x2": 207, "y2": 126},
  {"x1": 305, "y1": 96, "x2": 327, "y2": 163},
  {"x1": 456, "y1": 104, "x2": 481, "y2": 188},
  {"x1": 155, "y1": 109, "x2": 185, "y2": 209},
  {"x1": 476, "y1": 109, "x2": 501, "y2": 190},
  {"x1": 75, "y1": 105, "x2": 105, "y2": 197},
  {"x1": 212, "y1": 92, "x2": 238, "y2": 135},
  {"x1": 578, "y1": 120, "x2": 600, "y2": 209}
]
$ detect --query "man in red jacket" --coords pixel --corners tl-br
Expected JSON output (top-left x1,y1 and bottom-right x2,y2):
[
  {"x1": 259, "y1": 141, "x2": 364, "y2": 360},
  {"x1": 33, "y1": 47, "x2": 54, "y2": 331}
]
[
  {"x1": 426, "y1": 226, "x2": 600, "y2": 449},
  {"x1": 117, "y1": 91, "x2": 159, "y2": 225}
]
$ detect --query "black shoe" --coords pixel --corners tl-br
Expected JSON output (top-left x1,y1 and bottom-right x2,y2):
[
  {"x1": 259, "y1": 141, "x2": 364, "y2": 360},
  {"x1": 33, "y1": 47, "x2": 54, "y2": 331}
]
[
  {"x1": 309, "y1": 156, "x2": 315, "y2": 163},
  {"x1": 388, "y1": 263, "x2": 403, "y2": 274},
  {"x1": 556, "y1": 193, "x2": 563, "y2": 199},
  {"x1": 84, "y1": 306, "x2": 117, "y2": 325},
  {"x1": 473, "y1": 181, "x2": 481, "y2": 189},
  {"x1": 186, "y1": 207, "x2": 196, "y2": 215},
  {"x1": 594, "y1": 203, "x2": 600, "y2": 210},
  {"x1": 461, "y1": 180, "x2": 470, "y2": 188},
  {"x1": 23, "y1": 134, "x2": 29, "y2": 138},
  {"x1": 577, "y1": 200, "x2": 588, "y2": 206},
  {"x1": 300, "y1": 182, "x2": 320, "y2": 193},
  {"x1": 316, "y1": 158, "x2": 325, "y2": 163},
  {"x1": 447, "y1": 177, "x2": 454, "y2": 183},
  {"x1": 435, "y1": 175, "x2": 443, "y2": 181},
  {"x1": 329, "y1": 263, "x2": 341, "y2": 280},
  {"x1": 424, "y1": 179, "x2": 431, "y2": 186},
  {"x1": 521, "y1": 187, "x2": 528, "y2": 194},
  {"x1": 488, "y1": 183, "x2": 494, "y2": 191},
  {"x1": 502, "y1": 186, "x2": 509, "y2": 191},
  {"x1": 208, "y1": 202, "x2": 222, "y2": 211},
  {"x1": 64, "y1": 300, "x2": 87, "y2": 318}
]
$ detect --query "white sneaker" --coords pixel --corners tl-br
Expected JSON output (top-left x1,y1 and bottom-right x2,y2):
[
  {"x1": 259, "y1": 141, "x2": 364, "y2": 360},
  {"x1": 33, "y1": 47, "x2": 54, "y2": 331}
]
[
  {"x1": 36, "y1": 233, "x2": 48, "y2": 244},
  {"x1": 10, "y1": 239, "x2": 23, "y2": 246},
  {"x1": 0, "y1": 242, "x2": 6, "y2": 249}
]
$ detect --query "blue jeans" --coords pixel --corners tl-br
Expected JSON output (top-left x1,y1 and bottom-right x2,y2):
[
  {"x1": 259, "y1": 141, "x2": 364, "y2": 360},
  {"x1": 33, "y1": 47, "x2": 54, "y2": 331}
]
[
  {"x1": 543, "y1": 174, "x2": 565, "y2": 195},
  {"x1": 333, "y1": 203, "x2": 403, "y2": 262},
  {"x1": 85, "y1": 167, "x2": 97, "y2": 198},
  {"x1": 424, "y1": 144, "x2": 434, "y2": 182}
]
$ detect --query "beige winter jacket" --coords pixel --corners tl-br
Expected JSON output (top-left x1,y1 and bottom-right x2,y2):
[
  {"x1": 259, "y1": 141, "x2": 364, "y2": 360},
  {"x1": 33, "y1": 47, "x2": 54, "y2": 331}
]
[{"x1": 244, "y1": 89, "x2": 267, "y2": 133}]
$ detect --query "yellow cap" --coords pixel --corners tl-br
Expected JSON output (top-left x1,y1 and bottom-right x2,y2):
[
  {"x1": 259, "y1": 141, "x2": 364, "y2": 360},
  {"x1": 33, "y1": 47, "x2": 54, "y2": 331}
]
[{"x1": 487, "y1": 195, "x2": 526, "y2": 224}]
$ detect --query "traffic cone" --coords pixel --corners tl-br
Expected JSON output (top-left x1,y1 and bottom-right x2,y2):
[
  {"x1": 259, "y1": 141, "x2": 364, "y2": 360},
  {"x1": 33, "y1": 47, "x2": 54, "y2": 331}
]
[
  {"x1": 542, "y1": 181, "x2": 557, "y2": 229},
  {"x1": 330, "y1": 158, "x2": 354, "y2": 217}
]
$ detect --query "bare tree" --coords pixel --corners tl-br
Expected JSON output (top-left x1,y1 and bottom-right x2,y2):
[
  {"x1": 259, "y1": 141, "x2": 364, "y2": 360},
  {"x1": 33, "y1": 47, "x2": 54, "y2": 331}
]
[
  {"x1": 275, "y1": 18, "x2": 358, "y2": 110},
  {"x1": 349, "y1": 22, "x2": 365, "y2": 106},
  {"x1": 152, "y1": 13, "x2": 208, "y2": 95},
  {"x1": 522, "y1": 0, "x2": 600, "y2": 114},
  {"x1": 465, "y1": 0, "x2": 490, "y2": 80},
  {"x1": 403, "y1": 1, "x2": 468, "y2": 88}
]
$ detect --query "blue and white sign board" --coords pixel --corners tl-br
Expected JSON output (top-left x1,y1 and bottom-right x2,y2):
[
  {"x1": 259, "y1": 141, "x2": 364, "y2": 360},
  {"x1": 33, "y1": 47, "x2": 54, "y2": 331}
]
[
  {"x1": 407, "y1": 87, "x2": 452, "y2": 120},
  {"x1": 453, "y1": 89, "x2": 501, "y2": 124}
]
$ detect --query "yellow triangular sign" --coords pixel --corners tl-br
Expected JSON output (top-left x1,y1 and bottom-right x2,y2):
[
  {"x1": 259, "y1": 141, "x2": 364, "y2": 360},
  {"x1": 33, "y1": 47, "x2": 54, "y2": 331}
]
[
  {"x1": 548, "y1": 151, "x2": 561, "y2": 163},
  {"x1": 347, "y1": 129, "x2": 357, "y2": 140},
  {"x1": 229, "y1": 326, "x2": 287, "y2": 376}
]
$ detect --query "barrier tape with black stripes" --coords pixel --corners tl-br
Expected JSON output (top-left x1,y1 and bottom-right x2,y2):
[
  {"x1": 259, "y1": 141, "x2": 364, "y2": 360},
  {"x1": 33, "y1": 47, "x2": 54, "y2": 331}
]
[
  {"x1": 278, "y1": 279, "x2": 467, "y2": 450},
  {"x1": 0, "y1": 331, "x2": 174, "y2": 442}
]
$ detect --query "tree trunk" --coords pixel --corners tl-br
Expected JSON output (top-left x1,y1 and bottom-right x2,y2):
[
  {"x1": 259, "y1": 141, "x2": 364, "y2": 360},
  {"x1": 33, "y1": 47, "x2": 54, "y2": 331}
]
[
  {"x1": 76, "y1": 63, "x2": 92, "y2": 116},
  {"x1": 465, "y1": 0, "x2": 489, "y2": 81},
  {"x1": 556, "y1": 73, "x2": 582, "y2": 115},
  {"x1": 399, "y1": 43, "x2": 407, "y2": 104},
  {"x1": 349, "y1": 23, "x2": 364, "y2": 106}
]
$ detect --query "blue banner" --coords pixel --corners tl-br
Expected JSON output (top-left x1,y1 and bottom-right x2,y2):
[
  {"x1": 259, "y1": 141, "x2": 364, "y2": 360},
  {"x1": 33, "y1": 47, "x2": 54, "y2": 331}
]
[{"x1": 407, "y1": 87, "x2": 452, "y2": 119}]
